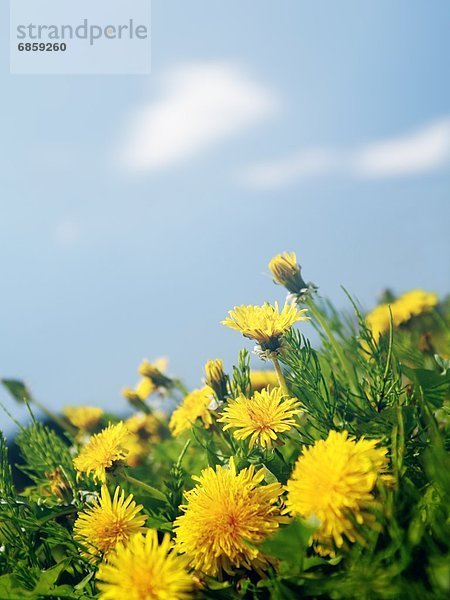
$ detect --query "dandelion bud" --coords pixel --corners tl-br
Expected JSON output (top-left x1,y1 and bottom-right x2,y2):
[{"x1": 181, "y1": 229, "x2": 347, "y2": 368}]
[
  {"x1": 46, "y1": 468, "x2": 73, "y2": 503},
  {"x1": 138, "y1": 359, "x2": 173, "y2": 388},
  {"x1": 122, "y1": 387, "x2": 141, "y2": 406},
  {"x1": 269, "y1": 252, "x2": 317, "y2": 301},
  {"x1": 205, "y1": 359, "x2": 228, "y2": 400}
]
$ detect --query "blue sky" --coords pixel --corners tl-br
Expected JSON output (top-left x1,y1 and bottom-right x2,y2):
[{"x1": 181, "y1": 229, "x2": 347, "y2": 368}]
[{"x1": 1, "y1": 1, "x2": 449, "y2": 433}]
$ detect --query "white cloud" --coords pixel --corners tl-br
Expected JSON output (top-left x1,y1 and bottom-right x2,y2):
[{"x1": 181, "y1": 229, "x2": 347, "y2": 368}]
[
  {"x1": 119, "y1": 62, "x2": 278, "y2": 172},
  {"x1": 355, "y1": 118, "x2": 450, "y2": 177},
  {"x1": 240, "y1": 117, "x2": 450, "y2": 189}
]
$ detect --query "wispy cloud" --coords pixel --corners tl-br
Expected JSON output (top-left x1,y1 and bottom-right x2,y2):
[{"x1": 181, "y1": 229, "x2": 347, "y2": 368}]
[
  {"x1": 119, "y1": 62, "x2": 278, "y2": 172},
  {"x1": 240, "y1": 117, "x2": 450, "y2": 189}
]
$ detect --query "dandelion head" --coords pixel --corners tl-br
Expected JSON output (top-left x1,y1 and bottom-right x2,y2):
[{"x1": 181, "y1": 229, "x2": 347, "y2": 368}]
[
  {"x1": 74, "y1": 485, "x2": 147, "y2": 562},
  {"x1": 366, "y1": 289, "x2": 438, "y2": 339},
  {"x1": 73, "y1": 422, "x2": 129, "y2": 483},
  {"x1": 219, "y1": 387, "x2": 301, "y2": 449},
  {"x1": 64, "y1": 406, "x2": 103, "y2": 430},
  {"x1": 250, "y1": 370, "x2": 279, "y2": 391},
  {"x1": 174, "y1": 458, "x2": 283, "y2": 576},
  {"x1": 169, "y1": 386, "x2": 214, "y2": 437},
  {"x1": 286, "y1": 430, "x2": 391, "y2": 556},
  {"x1": 125, "y1": 413, "x2": 161, "y2": 443},
  {"x1": 97, "y1": 530, "x2": 194, "y2": 600},
  {"x1": 222, "y1": 302, "x2": 308, "y2": 350}
]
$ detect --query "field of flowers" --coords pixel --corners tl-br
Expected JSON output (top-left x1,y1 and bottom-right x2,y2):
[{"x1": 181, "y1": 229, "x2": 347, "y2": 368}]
[{"x1": 1, "y1": 252, "x2": 449, "y2": 599}]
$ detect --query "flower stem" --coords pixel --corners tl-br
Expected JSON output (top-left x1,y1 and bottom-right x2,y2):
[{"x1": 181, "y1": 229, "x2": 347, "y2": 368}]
[
  {"x1": 272, "y1": 356, "x2": 290, "y2": 396},
  {"x1": 306, "y1": 298, "x2": 358, "y2": 394},
  {"x1": 121, "y1": 471, "x2": 167, "y2": 502}
]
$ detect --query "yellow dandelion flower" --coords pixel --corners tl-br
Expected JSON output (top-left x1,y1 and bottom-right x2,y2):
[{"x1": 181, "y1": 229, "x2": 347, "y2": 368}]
[
  {"x1": 74, "y1": 485, "x2": 147, "y2": 562},
  {"x1": 219, "y1": 387, "x2": 301, "y2": 449},
  {"x1": 125, "y1": 413, "x2": 161, "y2": 442},
  {"x1": 122, "y1": 378, "x2": 155, "y2": 405},
  {"x1": 250, "y1": 370, "x2": 279, "y2": 391},
  {"x1": 169, "y1": 386, "x2": 214, "y2": 437},
  {"x1": 123, "y1": 434, "x2": 147, "y2": 468},
  {"x1": 395, "y1": 289, "x2": 438, "y2": 320},
  {"x1": 63, "y1": 406, "x2": 104, "y2": 430},
  {"x1": 366, "y1": 289, "x2": 438, "y2": 339},
  {"x1": 135, "y1": 377, "x2": 156, "y2": 399},
  {"x1": 222, "y1": 302, "x2": 308, "y2": 348},
  {"x1": 285, "y1": 430, "x2": 391, "y2": 557},
  {"x1": 138, "y1": 357, "x2": 171, "y2": 388},
  {"x1": 97, "y1": 530, "x2": 193, "y2": 600},
  {"x1": 174, "y1": 457, "x2": 283, "y2": 576},
  {"x1": 73, "y1": 422, "x2": 129, "y2": 483}
]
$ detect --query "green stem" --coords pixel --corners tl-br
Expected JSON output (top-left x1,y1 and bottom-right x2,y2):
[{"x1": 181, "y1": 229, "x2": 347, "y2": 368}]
[
  {"x1": 173, "y1": 378, "x2": 189, "y2": 396},
  {"x1": 272, "y1": 356, "x2": 290, "y2": 396},
  {"x1": 121, "y1": 472, "x2": 167, "y2": 502},
  {"x1": 28, "y1": 398, "x2": 77, "y2": 437},
  {"x1": 38, "y1": 507, "x2": 77, "y2": 525},
  {"x1": 306, "y1": 298, "x2": 357, "y2": 394}
]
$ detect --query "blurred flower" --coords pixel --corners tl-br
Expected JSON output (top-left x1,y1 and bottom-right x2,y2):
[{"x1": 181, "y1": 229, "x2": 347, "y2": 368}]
[
  {"x1": 169, "y1": 386, "x2": 214, "y2": 437},
  {"x1": 74, "y1": 485, "x2": 146, "y2": 562},
  {"x1": 250, "y1": 370, "x2": 279, "y2": 391},
  {"x1": 366, "y1": 289, "x2": 439, "y2": 339},
  {"x1": 174, "y1": 457, "x2": 283, "y2": 577},
  {"x1": 125, "y1": 413, "x2": 162, "y2": 443},
  {"x1": 73, "y1": 422, "x2": 129, "y2": 482},
  {"x1": 63, "y1": 406, "x2": 103, "y2": 430},
  {"x1": 138, "y1": 357, "x2": 172, "y2": 388},
  {"x1": 122, "y1": 413, "x2": 164, "y2": 467},
  {"x1": 204, "y1": 358, "x2": 228, "y2": 400},
  {"x1": 97, "y1": 530, "x2": 193, "y2": 599},
  {"x1": 286, "y1": 430, "x2": 392, "y2": 557},
  {"x1": 122, "y1": 378, "x2": 155, "y2": 406},
  {"x1": 219, "y1": 387, "x2": 301, "y2": 449},
  {"x1": 222, "y1": 302, "x2": 308, "y2": 356},
  {"x1": 44, "y1": 467, "x2": 73, "y2": 503}
]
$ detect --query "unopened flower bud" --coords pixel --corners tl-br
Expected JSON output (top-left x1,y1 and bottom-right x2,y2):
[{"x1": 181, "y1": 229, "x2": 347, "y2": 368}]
[
  {"x1": 205, "y1": 359, "x2": 228, "y2": 400},
  {"x1": 269, "y1": 252, "x2": 317, "y2": 301}
]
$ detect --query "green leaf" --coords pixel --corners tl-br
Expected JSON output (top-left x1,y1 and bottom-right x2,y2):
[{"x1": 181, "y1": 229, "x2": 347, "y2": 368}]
[
  {"x1": 1, "y1": 379, "x2": 33, "y2": 404},
  {"x1": 403, "y1": 366, "x2": 450, "y2": 407},
  {"x1": 0, "y1": 573, "x2": 34, "y2": 599},
  {"x1": 32, "y1": 559, "x2": 70, "y2": 594},
  {"x1": 260, "y1": 518, "x2": 315, "y2": 565}
]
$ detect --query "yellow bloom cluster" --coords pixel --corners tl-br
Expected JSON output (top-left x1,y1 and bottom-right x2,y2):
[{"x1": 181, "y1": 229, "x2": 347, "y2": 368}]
[
  {"x1": 219, "y1": 387, "x2": 301, "y2": 449},
  {"x1": 174, "y1": 458, "x2": 283, "y2": 576},
  {"x1": 286, "y1": 430, "x2": 392, "y2": 556},
  {"x1": 169, "y1": 386, "x2": 214, "y2": 437},
  {"x1": 366, "y1": 289, "x2": 438, "y2": 339}
]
